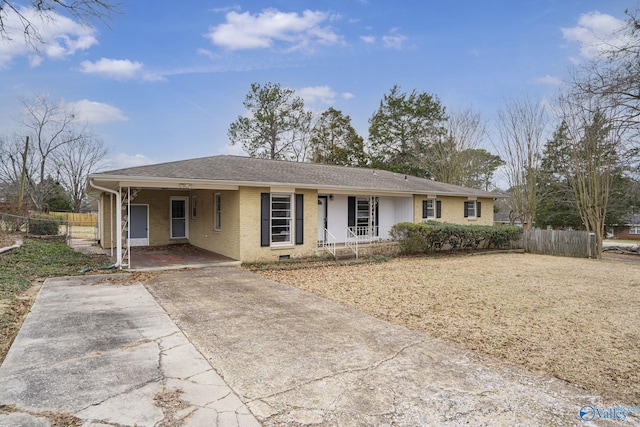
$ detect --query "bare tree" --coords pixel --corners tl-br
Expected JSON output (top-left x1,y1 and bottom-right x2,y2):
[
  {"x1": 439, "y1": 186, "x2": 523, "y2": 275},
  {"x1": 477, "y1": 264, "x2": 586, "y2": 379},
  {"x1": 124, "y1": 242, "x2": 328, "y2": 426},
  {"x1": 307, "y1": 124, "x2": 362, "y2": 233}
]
[
  {"x1": 495, "y1": 96, "x2": 548, "y2": 229},
  {"x1": 53, "y1": 136, "x2": 108, "y2": 212},
  {"x1": 429, "y1": 107, "x2": 503, "y2": 189},
  {"x1": 0, "y1": 0, "x2": 118, "y2": 46},
  {"x1": 0, "y1": 134, "x2": 38, "y2": 201},
  {"x1": 569, "y1": 6, "x2": 640, "y2": 173},
  {"x1": 555, "y1": 93, "x2": 623, "y2": 258},
  {"x1": 0, "y1": 95, "x2": 103, "y2": 212}
]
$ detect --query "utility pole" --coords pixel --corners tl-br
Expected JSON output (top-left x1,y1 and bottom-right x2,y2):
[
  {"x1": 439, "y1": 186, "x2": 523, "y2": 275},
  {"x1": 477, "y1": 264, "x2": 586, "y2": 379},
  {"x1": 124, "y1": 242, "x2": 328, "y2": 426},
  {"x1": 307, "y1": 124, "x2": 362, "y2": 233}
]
[{"x1": 18, "y1": 136, "x2": 29, "y2": 206}]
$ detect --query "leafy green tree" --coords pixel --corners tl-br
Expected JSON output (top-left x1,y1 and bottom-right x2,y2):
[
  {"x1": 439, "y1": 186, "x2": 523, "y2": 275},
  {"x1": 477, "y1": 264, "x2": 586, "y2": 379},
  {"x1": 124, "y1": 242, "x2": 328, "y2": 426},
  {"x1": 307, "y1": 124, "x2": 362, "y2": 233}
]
[
  {"x1": 536, "y1": 122, "x2": 583, "y2": 229},
  {"x1": 43, "y1": 179, "x2": 72, "y2": 212},
  {"x1": 537, "y1": 119, "x2": 637, "y2": 231},
  {"x1": 228, "y1": 82, "x2": 312, "y2": 160},
  {"x1": 368, "y1": 85, "x2": 447, "y2": 177},
  {"x1": 457, "y1": 149, "x2": 504, "y2": 191},
  {"x1": 310, "y1": 107, "x2": 367, "y2": 167}
]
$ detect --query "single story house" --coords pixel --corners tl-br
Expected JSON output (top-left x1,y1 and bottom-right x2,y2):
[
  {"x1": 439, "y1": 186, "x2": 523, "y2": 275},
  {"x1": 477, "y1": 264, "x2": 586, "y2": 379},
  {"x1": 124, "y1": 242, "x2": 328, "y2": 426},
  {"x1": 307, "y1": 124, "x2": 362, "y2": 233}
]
[
  {"x1": 88, "y1": 155, "x2": 498, "y2": 267},
  {"x1": 611, "y1": 214, "x2": 640, "y2": 240}
]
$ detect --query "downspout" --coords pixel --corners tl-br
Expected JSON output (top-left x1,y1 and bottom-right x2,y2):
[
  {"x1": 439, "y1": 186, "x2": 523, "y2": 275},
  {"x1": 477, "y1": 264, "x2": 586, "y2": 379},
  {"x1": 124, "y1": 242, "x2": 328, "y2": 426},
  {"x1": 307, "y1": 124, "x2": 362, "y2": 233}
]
[{"x1": 89, "y1": 179, "x2": 122, "y2": 268}]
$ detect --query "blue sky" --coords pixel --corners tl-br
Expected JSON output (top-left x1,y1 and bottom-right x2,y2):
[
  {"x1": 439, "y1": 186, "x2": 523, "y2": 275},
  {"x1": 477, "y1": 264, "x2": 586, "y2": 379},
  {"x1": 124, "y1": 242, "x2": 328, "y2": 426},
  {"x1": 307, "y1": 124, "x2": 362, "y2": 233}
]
[{"x1": 0, "y1": 0, "x2": 635, "y2": 168}]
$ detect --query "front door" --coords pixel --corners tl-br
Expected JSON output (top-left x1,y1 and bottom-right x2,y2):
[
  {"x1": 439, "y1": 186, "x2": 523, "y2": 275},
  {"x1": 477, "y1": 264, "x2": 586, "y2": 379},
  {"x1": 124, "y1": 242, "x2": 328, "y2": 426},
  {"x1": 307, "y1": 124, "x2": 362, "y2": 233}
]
[
  {"x1": 128, "y1": 205, "x2": 148, "y2": 246},
  {"x1": 170, "y1": 197, "x2": 188, "y2": 239},
  {"x1": 317, "y1": 196, "x2": 327, "y2": 243}
]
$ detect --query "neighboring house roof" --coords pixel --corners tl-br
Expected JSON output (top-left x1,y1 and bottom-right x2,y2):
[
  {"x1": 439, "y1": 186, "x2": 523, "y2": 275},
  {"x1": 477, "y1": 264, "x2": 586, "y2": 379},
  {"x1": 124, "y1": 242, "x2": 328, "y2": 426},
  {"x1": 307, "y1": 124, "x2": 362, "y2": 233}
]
[
  {"x1": 89, "y1": 155, "x2": 497, "y2": 198},
  {"x1": 624, "y1": 214, "x2": 640, "y2": 226}
]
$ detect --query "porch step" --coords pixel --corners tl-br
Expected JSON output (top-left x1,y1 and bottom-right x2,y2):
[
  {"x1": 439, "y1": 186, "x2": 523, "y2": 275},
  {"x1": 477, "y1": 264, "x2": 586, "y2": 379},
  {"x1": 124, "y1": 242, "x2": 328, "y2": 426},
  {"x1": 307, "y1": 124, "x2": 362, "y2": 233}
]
[{"x1": 333, "y1": 246, "x2": 357, "y2": 260}]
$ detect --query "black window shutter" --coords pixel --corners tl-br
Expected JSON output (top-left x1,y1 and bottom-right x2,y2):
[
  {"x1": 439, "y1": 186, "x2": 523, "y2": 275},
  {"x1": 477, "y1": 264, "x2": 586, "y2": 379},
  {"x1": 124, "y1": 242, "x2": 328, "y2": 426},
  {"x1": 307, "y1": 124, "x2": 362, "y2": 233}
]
[
  {"x1": 477, "y1": 201, "x2": 481, "y2": 218},
  {"x1": 295, "y1": 194, "x2": 304, "y2": 245},
  {"x1": 422, "y1": 200, "x2": 428, "y2": 218},
  {"x1": 463, "y1": 201, "x2": 469, "y2": 218},
  {"x1": 348, "y1": 196, "x2": 356, "y2": 227},
  {"x1": 436, "y1": 200, "x2": 442, "y2": 218},
  {"x1": 260, "y1": 193, "x2": 270, "y2": 247}
]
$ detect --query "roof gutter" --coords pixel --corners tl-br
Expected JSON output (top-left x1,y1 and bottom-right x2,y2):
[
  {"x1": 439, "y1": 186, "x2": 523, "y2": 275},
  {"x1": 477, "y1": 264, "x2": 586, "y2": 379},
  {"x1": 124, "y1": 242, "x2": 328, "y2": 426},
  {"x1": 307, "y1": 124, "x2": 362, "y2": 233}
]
[
  {"x1": 88, "y1": 179, "x2": 122, "y2": 268},
  {"x1": 89, "y1": 175, "x2": 500, "y2": 199}
]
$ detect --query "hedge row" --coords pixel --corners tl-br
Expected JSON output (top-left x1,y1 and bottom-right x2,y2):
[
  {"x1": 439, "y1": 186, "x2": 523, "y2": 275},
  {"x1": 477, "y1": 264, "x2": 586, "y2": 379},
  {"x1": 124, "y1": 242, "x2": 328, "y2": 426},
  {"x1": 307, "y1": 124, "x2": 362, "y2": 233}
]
[{"x1": 389, "y1": 221, "x2": 523, "y2": 254}]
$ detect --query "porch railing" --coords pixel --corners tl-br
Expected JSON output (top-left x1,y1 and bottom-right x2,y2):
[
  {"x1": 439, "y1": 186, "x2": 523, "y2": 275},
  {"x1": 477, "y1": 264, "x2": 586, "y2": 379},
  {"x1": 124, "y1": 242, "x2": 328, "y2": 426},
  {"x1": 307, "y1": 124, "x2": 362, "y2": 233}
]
[
  {"x1": 346, "y1": 226, "x2": 394, "y2": 243},
  {"x1": 346, "y1": 227, "x2": 359, "y2": 258},
  {"x1": 320, "y1": 228, "x2": 337, "y2": 258}
]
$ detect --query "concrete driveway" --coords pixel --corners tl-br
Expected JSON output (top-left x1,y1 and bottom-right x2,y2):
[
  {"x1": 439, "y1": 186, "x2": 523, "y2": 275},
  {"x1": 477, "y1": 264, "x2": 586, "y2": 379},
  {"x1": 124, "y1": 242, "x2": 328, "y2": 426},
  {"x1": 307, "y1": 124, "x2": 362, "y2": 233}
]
[
  {"x1": 0, "y1": 274, "x2": 259, "y2": 427},
  {"x1": 146, "y1": 267, "x2": 623, "y2": 427}
]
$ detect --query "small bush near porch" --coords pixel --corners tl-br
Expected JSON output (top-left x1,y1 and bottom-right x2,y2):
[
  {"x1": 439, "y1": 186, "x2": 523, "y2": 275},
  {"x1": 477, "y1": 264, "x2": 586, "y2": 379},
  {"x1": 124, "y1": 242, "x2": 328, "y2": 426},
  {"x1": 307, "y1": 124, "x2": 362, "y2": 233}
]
[
  {"x1": 254, "y1": 253, "x2": 640, "y2": 405},
  {"x1": 390, "y1": 221, "x2": 522, "y2": 254}
]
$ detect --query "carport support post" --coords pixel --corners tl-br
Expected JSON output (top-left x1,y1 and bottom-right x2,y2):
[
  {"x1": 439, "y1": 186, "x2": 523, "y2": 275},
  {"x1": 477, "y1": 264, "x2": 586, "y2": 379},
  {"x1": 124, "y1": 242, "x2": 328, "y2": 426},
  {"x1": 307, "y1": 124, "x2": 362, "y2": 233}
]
[
  {"x1": 116, "y1": 188, "x2": 123, "y2": 268},
  {"x1": 88, "y1": 179, "x2": 123, "y2": 268}
]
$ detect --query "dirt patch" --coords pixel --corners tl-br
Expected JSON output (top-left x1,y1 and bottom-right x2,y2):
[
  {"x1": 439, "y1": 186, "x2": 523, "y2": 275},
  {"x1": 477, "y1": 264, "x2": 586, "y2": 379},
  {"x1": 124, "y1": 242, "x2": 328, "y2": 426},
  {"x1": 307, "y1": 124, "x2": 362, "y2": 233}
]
[
  {"x1": 0, "y1": 280, "x2": 43, "y2": 363},
  {"x1": 154, "y1": 387, "x2": 190, "y2": 427},
  {"x1": 253, "y1": 253, "x2": 640, "y2": 405},
  {"x1": 0, "y1": 404, "x2": 82, "y2": 426}
]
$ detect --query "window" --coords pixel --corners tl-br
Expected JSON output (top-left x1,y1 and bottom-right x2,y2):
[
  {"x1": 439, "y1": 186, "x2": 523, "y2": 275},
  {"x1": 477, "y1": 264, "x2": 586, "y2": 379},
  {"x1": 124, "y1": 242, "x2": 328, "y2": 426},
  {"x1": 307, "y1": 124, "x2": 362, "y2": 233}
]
[
  {"x1": 170, "y1": 197, "x2": 188, "y2": 239},
  {"x1": 356, "y1": 197, "x2": 370, "y2": 229},
  {"x1": 423, "y1": 199, "x2": 435, "y2": 219},
  {"x1": 630, "y1": 226, "x2": 640, "y2": 235},
  {"x1": 464, "y1": 201, "x2": 482, "y2": 219},
  {"x1": 353, "y1": 196, "x2": 378, "y2": 236},
  {"x1": 191, "y1": 196, "x2": 197, "y2": 219},
  {"x1": 465, "y1": 201, "x2": 476, "y2": 218},
  {"x1": 214, "y1": 193, "x2": 221, "y2": 230},
  {"x1": 271, "y1": 194, "x2": 293, "y2": 244}
]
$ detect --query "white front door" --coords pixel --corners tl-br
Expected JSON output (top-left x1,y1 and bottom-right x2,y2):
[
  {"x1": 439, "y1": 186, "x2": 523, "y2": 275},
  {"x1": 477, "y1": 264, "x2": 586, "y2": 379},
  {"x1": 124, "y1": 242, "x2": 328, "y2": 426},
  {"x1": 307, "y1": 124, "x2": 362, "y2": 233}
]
[
  {"x1": 170, "y1": 197, "x2": 188, "y2": 239},
  {"x1": 128, "y1": 204, "x2": 148, "y2": 246},
  {"x1": 318, "y1": 197, "x2": 327, "y2": 242}
]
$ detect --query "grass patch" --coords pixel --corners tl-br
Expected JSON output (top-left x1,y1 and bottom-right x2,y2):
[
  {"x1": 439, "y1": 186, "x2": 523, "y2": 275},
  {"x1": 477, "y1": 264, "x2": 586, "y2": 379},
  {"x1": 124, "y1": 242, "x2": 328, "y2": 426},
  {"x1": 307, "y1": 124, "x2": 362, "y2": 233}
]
[
  {"x1": 254, "y1": 253, "x2": 640, "y2": 405},
  {"x1": 0, "y1": 238, "x2": 113, "y2": 363}
]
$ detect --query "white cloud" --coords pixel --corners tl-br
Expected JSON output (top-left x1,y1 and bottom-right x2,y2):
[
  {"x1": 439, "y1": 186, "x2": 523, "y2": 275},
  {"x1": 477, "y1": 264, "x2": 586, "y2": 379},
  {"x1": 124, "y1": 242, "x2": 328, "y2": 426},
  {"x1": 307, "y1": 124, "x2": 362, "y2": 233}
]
[
  {"x1": 342, "y1": 92, "x2": 355, "y2": 100},
  {"x1": 0, "y1": 7, "x2": 97, "y2": 68},
  {"x1": 196, "y1": 48, "x2": 220, "y2": 59},
  {"x1": 205, "y1": 8, "x2": 342, "y2": 51},
  {"x1": 80, "y1": 58, "x2": 163, "y2": 81},
  {"x1": 360, "y1": 35, "x2": 375, "y2": 44},
  {"x1": 383, "y1": 29, "x2": 407, "y2": 49},
  {"x1": 561, "y1": 11, "x2": 628, "y2": 59},
  {"x1": 533, "y1": 75, "x2": 563, "y2": 86},
  {"x1": 65, "y1": 99, "x2": 128, "y2": 124},
  {"x1": 298, "y1": 86, "x2": 336, "y2": 105},
  {"x1": 110, "y1": 153, "x2": 156, "y2": 168}
]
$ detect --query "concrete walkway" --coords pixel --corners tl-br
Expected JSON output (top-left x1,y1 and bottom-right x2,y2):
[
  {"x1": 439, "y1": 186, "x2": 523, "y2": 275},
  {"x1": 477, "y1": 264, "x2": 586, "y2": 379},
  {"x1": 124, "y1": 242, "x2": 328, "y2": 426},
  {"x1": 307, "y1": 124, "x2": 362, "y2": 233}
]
[{"x1": 0, "y1": 274, "x2": 260, "y2": 427}]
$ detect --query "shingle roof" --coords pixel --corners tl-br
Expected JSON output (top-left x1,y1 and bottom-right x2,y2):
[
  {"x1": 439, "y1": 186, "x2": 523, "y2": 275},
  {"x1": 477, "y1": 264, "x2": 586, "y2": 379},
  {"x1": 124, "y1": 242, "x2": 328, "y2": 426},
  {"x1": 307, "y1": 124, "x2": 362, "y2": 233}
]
[{"x1": 90, "y1": 155, "x2": 496, "y2": 197}]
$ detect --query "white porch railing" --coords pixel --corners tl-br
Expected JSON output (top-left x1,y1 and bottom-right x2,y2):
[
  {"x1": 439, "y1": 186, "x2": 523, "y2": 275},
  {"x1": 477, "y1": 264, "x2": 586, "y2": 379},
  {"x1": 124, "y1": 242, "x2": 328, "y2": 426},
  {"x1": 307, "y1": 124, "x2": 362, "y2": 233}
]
[
  {"x1": 346, "y1": 227, "x2": 359, "y2": 258},
  {"x1": 346, "y1": 226, "x2": 394, "y2": 243},
  {"x1": 320, "y1": 228, "x2": 337, "y2": 258}
]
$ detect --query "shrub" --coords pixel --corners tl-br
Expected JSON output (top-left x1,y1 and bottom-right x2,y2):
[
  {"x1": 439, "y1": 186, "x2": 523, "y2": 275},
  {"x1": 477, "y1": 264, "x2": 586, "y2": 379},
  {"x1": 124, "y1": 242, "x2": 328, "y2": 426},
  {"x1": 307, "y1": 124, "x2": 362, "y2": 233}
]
[
  {"x1": 29, "y1": 218, "x2": 60, "y2": 235},
  {"x1": 390, "y1": 222, "x2": 522, "y2": 255}
]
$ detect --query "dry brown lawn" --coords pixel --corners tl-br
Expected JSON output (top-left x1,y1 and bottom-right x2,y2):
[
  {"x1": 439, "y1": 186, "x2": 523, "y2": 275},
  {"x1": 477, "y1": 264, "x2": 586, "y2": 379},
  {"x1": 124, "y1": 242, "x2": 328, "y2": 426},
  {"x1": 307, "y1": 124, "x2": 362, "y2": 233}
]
[{"x1": 253, "y1": 253, "x2": 640, "y2": 405}]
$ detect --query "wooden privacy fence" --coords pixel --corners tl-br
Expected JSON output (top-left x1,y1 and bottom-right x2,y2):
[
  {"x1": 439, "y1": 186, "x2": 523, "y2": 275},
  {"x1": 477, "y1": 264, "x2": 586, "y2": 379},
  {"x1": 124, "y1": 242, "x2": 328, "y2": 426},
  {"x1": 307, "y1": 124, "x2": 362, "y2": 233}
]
[
  {"x1": 49, "y1": 212, "x2": 98, "y2": 226},
  {"x1": 514, "y1": 229, "x2": 597, "y2": 258}
]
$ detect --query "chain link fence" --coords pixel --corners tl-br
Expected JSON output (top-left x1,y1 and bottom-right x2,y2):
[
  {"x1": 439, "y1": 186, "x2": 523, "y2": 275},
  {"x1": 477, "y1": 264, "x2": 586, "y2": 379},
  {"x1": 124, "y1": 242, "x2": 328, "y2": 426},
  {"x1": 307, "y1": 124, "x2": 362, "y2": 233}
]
[{"x1": 0, "y1": 212, "x2": 98, "y2": 243}]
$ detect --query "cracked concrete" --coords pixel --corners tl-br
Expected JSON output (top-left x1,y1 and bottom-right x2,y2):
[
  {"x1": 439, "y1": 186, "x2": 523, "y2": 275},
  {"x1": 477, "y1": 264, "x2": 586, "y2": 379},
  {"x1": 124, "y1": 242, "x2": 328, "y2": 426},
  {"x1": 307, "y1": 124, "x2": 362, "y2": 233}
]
[
  {"x1": 147, "y1": 267, "x2": 632, "y2": 426},
  {"x1": 0, "y1": 274, "x2": 259, "y2": 427}
]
